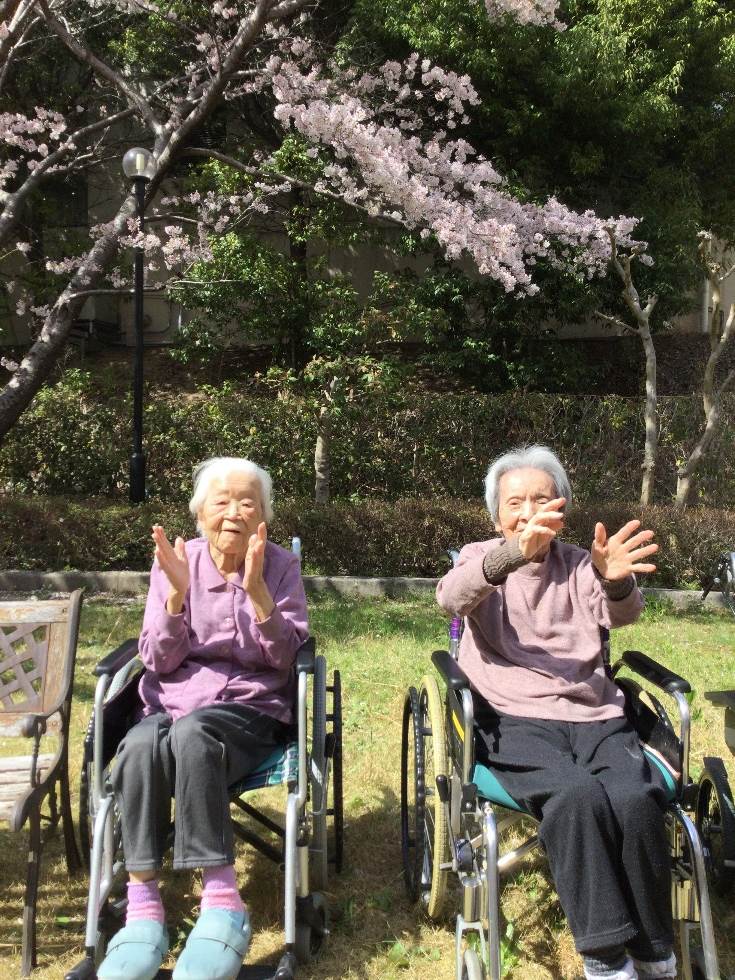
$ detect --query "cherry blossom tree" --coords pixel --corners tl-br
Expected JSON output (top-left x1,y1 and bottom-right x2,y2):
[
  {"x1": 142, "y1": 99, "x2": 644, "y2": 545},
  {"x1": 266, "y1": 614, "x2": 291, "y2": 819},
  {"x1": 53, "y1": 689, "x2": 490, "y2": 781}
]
[{"x1": 0, "y1": 0, "x2": 639, "y2": 445}]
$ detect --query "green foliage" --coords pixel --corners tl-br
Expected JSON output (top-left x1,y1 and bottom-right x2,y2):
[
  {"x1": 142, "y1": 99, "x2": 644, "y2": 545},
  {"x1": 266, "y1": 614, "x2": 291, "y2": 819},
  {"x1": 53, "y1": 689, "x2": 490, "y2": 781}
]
[
  {"x1": 1, "y1": 371, "x2": 734, "y2": 508},
  {"x1": 349, "y1": 0, "x2": 735, "y2": 320},
  {"x1": 1, "y1": 493, "x2": 733, "y2": 587}
]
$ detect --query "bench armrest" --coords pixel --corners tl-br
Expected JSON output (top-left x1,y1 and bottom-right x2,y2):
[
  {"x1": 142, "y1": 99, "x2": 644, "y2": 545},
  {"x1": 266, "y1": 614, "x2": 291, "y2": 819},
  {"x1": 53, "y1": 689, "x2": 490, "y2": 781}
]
[
  {"x1": 432, "y1": 649, "x2": 472, "y2": 692},
  {"x1": 94, "y1": 639, "x2": 139, "y2": 677},
  {"x1": 295, "y1": 636, "x2": 316, "y2": 675},
  {"x1": 621, "y1": 650, "x2": 691, "y2": 695},
  {"x1": 705, "y1": 690, "x2": 735, "y2": 710}
]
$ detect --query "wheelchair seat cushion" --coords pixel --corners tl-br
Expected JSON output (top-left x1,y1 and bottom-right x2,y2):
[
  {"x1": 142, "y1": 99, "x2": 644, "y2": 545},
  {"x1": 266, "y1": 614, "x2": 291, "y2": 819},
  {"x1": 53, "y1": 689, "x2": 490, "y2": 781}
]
[
  {"x1": 471, "y1": 763, "x2": 526, "y2": 812},
  {"x1": 229, "y1": 741, "x2": 298, "y2": 796},
  {"x1": 472, "y1": 749, "x2": 677, "y2": 811}
]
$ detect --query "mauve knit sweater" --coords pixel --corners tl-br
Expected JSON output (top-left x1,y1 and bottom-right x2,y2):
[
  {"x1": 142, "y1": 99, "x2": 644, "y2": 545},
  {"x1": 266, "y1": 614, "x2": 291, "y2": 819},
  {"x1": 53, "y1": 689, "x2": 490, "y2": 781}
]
[{"x1": 436, "y1": 537, "x2": 644, "y2": 722}]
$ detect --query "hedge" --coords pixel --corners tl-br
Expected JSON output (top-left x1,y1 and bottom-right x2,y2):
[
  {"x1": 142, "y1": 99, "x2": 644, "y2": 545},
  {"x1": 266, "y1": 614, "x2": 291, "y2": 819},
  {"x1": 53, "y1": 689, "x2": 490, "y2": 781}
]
[
  {"x1": 1, "y1": 495, "x2": 733, "y2": 589},
  {"x1": 0, "y1": 370, "x2": 734, "y2": 507}
]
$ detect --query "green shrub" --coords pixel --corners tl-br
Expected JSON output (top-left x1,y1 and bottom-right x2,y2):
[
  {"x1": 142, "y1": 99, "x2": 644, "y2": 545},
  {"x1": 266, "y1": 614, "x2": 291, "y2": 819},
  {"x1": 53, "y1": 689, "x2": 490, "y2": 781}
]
[
  {"x1": 1, "y1": 495, "x2": 732, "y2": 588},
  {"x1": 0, "y1": 370, "x2": 734, "y2": 508}
]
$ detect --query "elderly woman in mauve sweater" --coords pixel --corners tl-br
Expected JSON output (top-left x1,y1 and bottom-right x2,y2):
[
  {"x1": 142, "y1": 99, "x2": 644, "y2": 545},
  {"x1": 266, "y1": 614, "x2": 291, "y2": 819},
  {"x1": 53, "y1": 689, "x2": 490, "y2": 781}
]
[
  {"x1": 437, "y1": 445, "x2": 674, "y2": 980},
  {"x1": 98, "y1": 457, "x2": 308, "y2": 980}
]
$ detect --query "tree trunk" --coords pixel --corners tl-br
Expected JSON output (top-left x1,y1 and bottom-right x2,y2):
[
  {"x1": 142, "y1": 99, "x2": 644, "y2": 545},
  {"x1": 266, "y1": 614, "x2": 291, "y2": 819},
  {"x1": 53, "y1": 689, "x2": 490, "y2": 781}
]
[
  {"x1": 314, "y1": 377, "x2": 337, "y2": 503},
  {"x1": 0, "y1": 198, "x2": 135, "y2": 442},
  {"x1": 314, "y1": 406, "x2": 330, "y2": 504},
  {"x1": 639, "y1": 324, "x2": 658, "y2": 507}
]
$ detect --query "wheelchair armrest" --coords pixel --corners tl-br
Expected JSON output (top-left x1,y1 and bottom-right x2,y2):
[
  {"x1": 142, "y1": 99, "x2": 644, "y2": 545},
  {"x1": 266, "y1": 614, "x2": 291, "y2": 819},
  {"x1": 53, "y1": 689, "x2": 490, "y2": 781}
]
[
  {"x1": 295, "y1": 636, "x2": 316, "y2": 674},
  {"x1": 432, "y1": 650, "x2": 471, "y2": 692},
  {"x1": 621, "y1": 650, "x2": 691, "y2": 695},
  {"x1": 93, "y1": 638, "x2": 139, "y2": 677},
  {"x1": 705, "y1": 689, "x2": 735, "y2": 710}
]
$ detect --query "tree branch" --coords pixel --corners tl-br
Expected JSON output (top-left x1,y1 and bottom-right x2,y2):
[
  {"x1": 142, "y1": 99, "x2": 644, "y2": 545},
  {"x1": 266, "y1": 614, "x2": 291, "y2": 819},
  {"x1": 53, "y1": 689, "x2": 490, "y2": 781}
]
[{"x1": 39, "y1": 3, "x2": 162, "y2": 132}]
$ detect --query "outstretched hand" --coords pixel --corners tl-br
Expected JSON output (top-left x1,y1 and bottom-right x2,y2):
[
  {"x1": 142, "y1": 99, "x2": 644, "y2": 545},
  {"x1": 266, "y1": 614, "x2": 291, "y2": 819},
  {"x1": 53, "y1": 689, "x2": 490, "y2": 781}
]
[
  {"x1": 152, "y1": 525, "x2": 190, "y2": 608},
  {"x1": 591, "y1": 520, "x2": 658, "y2": 580},
  {"x1": 517, "y1": 497, "x2": 566, "y2": 560}
]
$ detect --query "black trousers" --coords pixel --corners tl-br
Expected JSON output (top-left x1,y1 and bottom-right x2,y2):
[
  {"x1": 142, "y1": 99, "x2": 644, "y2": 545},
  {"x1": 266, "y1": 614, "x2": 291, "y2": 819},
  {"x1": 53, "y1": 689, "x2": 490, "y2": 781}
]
[
  {"x1": 113, "y1": 703, "x2": 288, "y2": 871},
  {"x1": 474, "y1": 703, "x2": 674, "y2": 957}
]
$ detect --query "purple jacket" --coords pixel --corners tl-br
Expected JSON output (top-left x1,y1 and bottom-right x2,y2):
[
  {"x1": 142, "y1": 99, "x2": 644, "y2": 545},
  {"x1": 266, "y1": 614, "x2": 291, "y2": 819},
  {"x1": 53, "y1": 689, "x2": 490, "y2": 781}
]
[
  {"x1": 138, "y1": 537, "x2": 309, "y2": 723},
  {"x1": 436, "y1": 538, "x2": 644, "y2": 722}
]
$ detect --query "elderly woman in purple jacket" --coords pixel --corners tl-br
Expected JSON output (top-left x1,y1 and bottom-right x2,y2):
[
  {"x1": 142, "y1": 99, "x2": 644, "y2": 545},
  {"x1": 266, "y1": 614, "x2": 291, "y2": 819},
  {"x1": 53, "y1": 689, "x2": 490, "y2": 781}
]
[
  {"x1": 437, "y1": 445, "x2": 675, "y2": 980},
  {"x1": 98, "y1": 457, "x2": 308, "y2": 980}
]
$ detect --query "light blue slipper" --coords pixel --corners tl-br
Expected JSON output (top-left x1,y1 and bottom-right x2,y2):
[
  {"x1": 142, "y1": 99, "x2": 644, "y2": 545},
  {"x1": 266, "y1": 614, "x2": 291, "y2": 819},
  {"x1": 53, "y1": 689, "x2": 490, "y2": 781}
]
[
  {"x1": 173, "y1": 909, "x2": 252, "y2": 980},
  {"x1": 97, "y1": 919, "x2": 169, "y2": 980}
]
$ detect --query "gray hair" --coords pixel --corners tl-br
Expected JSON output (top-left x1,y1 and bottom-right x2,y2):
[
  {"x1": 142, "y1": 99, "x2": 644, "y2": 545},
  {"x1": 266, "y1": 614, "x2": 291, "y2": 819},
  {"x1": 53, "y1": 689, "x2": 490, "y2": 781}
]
[
  {"x1": 189, "y1": 457, "x2": 274, "y2": 529},
  {"x1": 484, "y1": 445, "x2": 572, "y2": 522}
]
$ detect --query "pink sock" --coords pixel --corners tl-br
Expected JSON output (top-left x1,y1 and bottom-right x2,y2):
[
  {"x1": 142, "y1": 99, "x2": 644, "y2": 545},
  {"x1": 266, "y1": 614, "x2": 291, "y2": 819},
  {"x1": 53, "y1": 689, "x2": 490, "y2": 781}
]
[
  {"x1": 201, "y1": 865, "x2": 245, "y2": 915},
  {"x1": 126, "y1": 879, "x2": 165, "y2": 924}
]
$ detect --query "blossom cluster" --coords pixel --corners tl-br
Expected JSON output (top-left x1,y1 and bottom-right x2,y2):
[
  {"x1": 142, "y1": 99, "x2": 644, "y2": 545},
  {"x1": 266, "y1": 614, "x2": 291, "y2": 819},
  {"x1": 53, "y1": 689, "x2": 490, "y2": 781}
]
[{"x1": 267, "y1": 50, "x2": 638, "y2": 293}]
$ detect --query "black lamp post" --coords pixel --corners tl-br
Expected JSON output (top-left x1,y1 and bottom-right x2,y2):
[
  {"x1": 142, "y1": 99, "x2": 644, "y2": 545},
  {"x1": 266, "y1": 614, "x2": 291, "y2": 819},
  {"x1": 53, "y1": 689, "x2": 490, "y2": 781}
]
[{"x1": 122, "y1": 147, "x2": 154, "y2": 503}]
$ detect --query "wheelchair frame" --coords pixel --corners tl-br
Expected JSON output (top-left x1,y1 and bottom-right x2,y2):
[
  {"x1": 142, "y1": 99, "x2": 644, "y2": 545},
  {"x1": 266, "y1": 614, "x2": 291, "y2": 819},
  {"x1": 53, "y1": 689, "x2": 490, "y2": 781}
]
[
  {"x1": 66, "y1": 636, "x2": 342, "y2": 980},
  {"x1": 402, "y1": 642, "x2": 723, "y2": 980}
]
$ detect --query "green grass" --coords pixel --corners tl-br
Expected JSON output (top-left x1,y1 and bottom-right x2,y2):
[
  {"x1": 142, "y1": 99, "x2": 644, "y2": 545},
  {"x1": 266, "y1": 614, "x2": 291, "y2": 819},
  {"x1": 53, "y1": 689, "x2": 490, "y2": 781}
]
[{"x1": 1, "y1": 595, "x2": 734, "y2": 979}]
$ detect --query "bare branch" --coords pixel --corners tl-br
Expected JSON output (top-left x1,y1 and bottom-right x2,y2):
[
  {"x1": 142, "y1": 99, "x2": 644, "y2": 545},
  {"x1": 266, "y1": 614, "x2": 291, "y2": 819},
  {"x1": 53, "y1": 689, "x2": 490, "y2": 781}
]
[
  {"x1": 39, "y1": 3, "x2": 162, "y2": 132},
  {"x1": 593, "y1": 310, "x2": 636, "y2": 336}
]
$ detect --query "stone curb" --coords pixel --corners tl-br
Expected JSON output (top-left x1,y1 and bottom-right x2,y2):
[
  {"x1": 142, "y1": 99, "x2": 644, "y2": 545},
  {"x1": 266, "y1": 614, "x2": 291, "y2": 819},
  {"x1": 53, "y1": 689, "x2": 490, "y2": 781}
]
[{"x1": 0, "y1": 570, "x2": 726, "y2": 609}]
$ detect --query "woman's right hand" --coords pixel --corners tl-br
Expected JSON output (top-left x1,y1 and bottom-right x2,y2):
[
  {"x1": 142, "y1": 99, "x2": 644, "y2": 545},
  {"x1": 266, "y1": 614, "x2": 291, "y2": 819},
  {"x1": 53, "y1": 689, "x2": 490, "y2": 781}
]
[
  {"x1": 517, "y1": 497, "x2": 566, "y2": 561},
  {"x1": 152, "y1": 525, "x2": 190, "y2": 613}
]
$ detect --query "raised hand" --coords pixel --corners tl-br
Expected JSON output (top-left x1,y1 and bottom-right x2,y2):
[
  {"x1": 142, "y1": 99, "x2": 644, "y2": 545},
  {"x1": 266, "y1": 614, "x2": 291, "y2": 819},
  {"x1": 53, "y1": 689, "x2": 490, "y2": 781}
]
[
  {"x1": 517, "y1": 497, "x2": 566, "y2": 560},
  {"x1": 243, "y1": 522, "x2": 275, "y2": 621},
  {"x1": 152, "y1": 525, "x2": 190, "y2": 610},
  {"x1": 591, "y1": 520, "x2": 658, "y2": 580}
]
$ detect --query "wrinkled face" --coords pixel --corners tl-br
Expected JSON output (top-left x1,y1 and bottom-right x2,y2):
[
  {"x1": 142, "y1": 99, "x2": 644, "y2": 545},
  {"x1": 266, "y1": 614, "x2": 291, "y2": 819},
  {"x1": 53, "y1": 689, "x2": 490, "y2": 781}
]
[
  {"x1": 198, "y1": 471, "x2": 265, "y2": 558},
  {"x1": 495, "y1": 467, "x2": 560, "y2": 540}
]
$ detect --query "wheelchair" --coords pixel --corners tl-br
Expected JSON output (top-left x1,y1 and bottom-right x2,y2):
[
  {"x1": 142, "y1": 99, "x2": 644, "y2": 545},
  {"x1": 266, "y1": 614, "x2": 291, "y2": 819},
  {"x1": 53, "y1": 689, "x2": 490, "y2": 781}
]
[
  {"x1": 696, "y1": 689, "x2": 735, "y2": 897},
  {"x1": 401, "y1": 576, "x2": 723, "y2": 980},
  {"x1": 65, "y1": 634, "x2": 343, "y2": 980}
]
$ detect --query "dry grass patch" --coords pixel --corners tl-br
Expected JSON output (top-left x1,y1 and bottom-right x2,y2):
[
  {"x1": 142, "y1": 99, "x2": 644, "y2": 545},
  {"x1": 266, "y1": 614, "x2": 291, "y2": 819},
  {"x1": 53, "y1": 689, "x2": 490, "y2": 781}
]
[{"x1": 0, "y1": 594, "x2": 733, "y2": 979}]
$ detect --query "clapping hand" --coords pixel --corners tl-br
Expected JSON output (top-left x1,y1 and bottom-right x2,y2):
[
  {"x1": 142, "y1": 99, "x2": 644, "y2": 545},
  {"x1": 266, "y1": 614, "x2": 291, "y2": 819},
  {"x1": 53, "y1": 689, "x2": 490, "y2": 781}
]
[
  {"x1": 517, "y1": 497, "x2": 567, "y2": 560},
  {"x1": 591, "y1": 520, "x2": 658, "y2": 580},
  {"x1": 244, "y1": 522, "x2": 267, "y2": 594},
  {"x1": 152, "y1": 524, "x2": 189, "y2": 613}
]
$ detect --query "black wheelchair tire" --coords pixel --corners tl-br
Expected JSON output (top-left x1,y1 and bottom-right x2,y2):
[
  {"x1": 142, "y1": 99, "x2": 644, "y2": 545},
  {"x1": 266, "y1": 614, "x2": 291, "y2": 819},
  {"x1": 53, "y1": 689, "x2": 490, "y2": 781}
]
[
  {"x1": 328, "y1": 669, "x2": 344, "y2": 875},
  {"x1": 309, "y1": 655, "x2": 329, "y2": 890},
  {"x1": 696, "y1": 758, "x2": 735, "y2": 895},
  {"x1": 400, "y1": 687, "x2": 426, "y2": 903},
  {"x1": 461, "y1": 948, "x2": 486, "y2": 980},
  {"x1": 294, "y1": 892, "x2": 328, "y2": 964},
  {"x1": 78, "y1": 723, "x2": 94, "y2": 870}
]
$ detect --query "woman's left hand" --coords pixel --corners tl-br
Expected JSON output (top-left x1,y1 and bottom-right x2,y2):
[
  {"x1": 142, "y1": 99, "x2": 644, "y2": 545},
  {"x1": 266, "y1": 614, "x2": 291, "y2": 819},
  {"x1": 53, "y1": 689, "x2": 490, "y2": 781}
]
[
  {"x1": 244, "y1": 522, "x2": 275, "y2": 620},
  {"x1": 591, "y1": 520, "x2": 658, "y2": 580}
]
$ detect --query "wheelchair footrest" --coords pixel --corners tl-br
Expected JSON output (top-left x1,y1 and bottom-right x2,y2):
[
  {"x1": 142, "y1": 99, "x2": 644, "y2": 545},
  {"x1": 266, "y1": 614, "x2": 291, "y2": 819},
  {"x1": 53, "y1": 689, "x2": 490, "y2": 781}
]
[{"x1": 156, "y1": 968, "x2": 278, "y2": 979}]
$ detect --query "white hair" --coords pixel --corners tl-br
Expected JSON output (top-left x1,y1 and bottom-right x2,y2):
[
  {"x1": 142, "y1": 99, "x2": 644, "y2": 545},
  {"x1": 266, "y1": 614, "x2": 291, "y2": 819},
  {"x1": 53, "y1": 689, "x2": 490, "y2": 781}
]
[
  {"x1": 484, "y1": 445, "x2": 572, "y2": 522},
  {"x1": 189, "y1": 457, "x2": 274, "y2": 529}
]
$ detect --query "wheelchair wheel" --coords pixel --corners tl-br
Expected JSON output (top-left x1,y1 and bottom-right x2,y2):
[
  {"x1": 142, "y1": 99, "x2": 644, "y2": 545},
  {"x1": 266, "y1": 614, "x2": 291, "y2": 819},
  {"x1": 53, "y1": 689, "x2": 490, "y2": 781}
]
[
  {"x1": 327, "y1": 668, "x2": 344, "y2": 875},
  {"x1": 78, "y1": 717, "x2": 95, "y2": 869},
  {"x1": 309, "y1": 655, "x2": 329, "y2": 889},
  {"x1": 400, "y1": 680, "x2": 450, "y2": 918},
  {"x1": 294, "y1": 892, "x2": 328, "y2": 964},
  {"x1": 419, "y1": 675, "x2": 450, "y2": 918},
  {"x1": 401, "y1": 686, "x2": 425, "y2": 903},
  {"x1": 696, "y1": 758, "x2": 735, "y2": 895},
  {"x1": 462, "y1": 948, "x2": 486, "y2": 980}
]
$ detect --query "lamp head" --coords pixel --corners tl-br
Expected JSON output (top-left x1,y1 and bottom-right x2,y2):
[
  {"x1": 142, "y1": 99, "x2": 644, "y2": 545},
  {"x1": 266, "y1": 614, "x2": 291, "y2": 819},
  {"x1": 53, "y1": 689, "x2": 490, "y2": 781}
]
[{"x1": 122, "y1": 147, "x2": 155, "y2": 180}]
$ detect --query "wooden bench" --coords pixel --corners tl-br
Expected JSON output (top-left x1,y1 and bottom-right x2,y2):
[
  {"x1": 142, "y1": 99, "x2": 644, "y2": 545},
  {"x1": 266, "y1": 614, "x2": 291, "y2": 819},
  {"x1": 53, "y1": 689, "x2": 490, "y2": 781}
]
[{"x1": 0, "y1": 590, "x2": 83, "y2": 976}]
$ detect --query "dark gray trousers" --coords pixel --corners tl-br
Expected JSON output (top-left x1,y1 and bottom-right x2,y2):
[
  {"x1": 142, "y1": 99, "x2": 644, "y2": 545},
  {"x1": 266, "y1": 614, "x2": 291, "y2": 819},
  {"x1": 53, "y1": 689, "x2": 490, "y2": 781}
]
[
  {"x1": 113, "y1": 703, "x2": 288, "y2": 871},
  {"x1": 474, "y1": 704, "x2": 674, "y2": 958}
]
